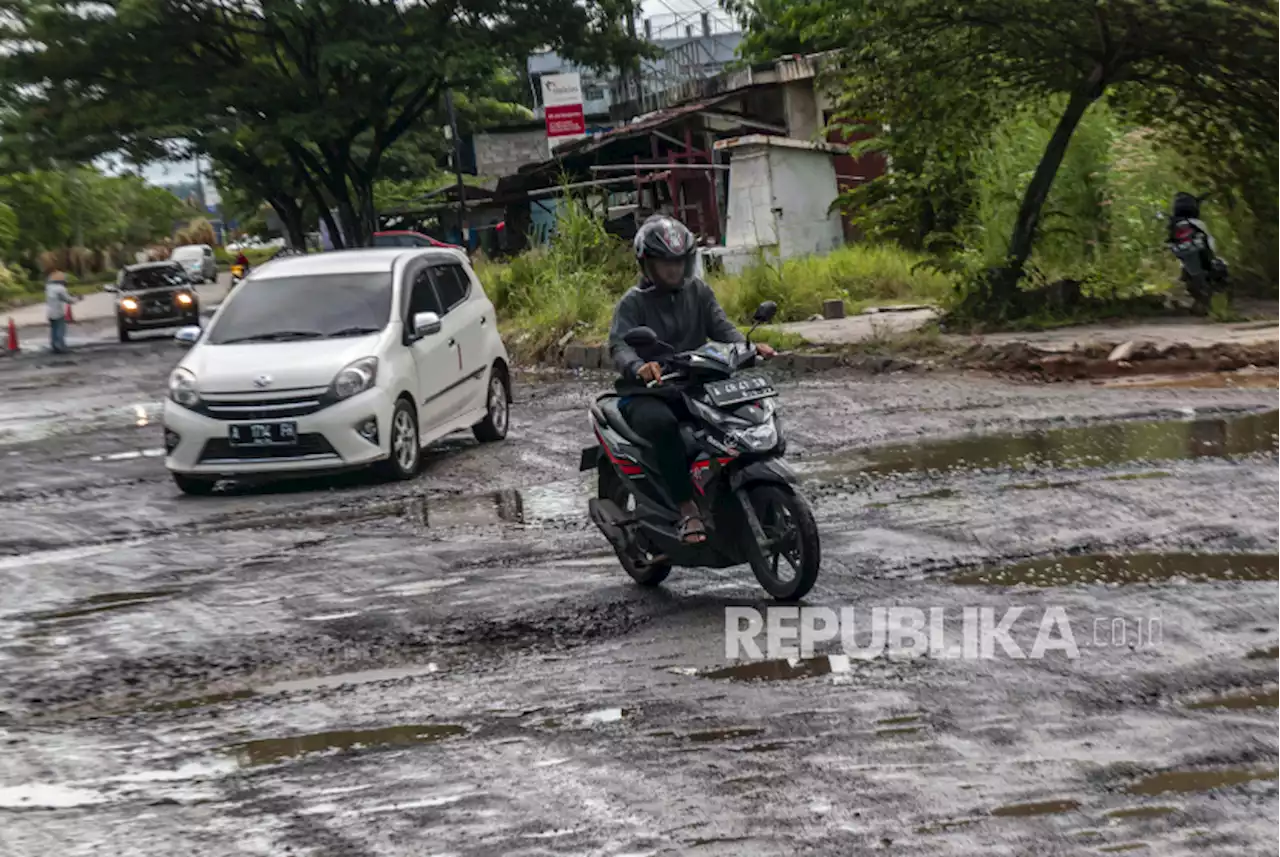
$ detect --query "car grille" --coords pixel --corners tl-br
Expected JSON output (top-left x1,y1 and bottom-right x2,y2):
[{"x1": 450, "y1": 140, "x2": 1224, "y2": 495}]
[
  {"x1": 198, "y1": 433, "x2": 337, "y2": 463},
  {"x1": 196, "y1": 387, "x2": 330, "y2": 420}
]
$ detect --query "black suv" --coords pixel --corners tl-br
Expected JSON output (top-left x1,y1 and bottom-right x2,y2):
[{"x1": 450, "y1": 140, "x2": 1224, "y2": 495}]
[{"x1": 111, "y1": 262, "x2": 200, "y2": 342}]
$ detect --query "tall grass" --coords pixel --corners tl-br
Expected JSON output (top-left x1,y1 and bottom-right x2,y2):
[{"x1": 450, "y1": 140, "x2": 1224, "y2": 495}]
[{"x1": 710, "y1": 243, "x2": 956, "y2": 323}]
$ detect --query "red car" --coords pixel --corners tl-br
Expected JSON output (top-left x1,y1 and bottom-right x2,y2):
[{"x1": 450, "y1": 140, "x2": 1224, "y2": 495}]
[{"x1": 371, "y1": 230, "x2": 462, "y2": 250}]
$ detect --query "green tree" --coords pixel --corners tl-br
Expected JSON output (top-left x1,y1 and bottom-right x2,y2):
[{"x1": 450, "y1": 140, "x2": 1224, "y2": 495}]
[
  {"x1": 733, "y1": 0, "x2": 1278, "y2": 315},
  {"x1": 1, "y1": 0, "x2": 641, "y2": 248}
]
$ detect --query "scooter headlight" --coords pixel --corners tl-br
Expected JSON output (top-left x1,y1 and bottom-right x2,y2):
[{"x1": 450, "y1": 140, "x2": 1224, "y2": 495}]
[{"x1": 733, "y1": 421, "x2": 778, "y2": 451}]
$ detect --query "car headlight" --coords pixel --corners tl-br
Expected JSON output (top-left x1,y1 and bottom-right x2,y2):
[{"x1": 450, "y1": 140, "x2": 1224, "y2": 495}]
[
  {"x1": 120, "y1": 297, "x2": 139, "y2": 311},
  {"x1": 734, "y1": 421, "x2": 778, "y2": 451},
  {"x1": 168, "y1": 367, "x2": 199, "y2": 408},
  {"x1": 176, "y1": 293, "x2": 193, "y2": 306},
  {"x1": 332, "y1": 356, "x2": 378, "y2": 401}
]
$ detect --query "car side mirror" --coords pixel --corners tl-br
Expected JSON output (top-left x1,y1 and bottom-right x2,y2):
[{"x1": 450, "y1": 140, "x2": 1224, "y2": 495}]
[
  {"x1": 623, "y1": 326, "x2": 659, "y2": 349},
  {"x1": 753, "y1": 301, "x2": 778, "y2": 324},
  {"x1": 103, "y1": 283, "x2": 118, "y2": 293},
  {"x1": 174, "y1": 325, "x2": 201, "y2": 344},
  {"x1": 412, "y1": 311, "x2": 442, "y2": 338}
]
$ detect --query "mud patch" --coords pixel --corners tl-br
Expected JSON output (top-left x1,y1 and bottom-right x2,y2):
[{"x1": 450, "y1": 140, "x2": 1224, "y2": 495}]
[
  {"x1": 916, "y1": 817, "x2": 981, "y2": 835},
  {"x1": 951, "y1": 552, "x2": 1278, "y2": 587},
  {"x1": 229, "y1": 723, "x2": 468, "y2": 766},
  {"x1": 1184, "y1": 687, "x2": 1278, "y2": 710},
  {"x1": 1098, "y1": 844, "x2": 1150, "y2": 853},
  {"x1": 990, "y1": 798, "x2": 1081, "y2": 817},
  {"x1": 1246, "y1": 645, "x2": 1279, "y2": 660},
  {"x1": 1125, "y1": 767, "x2": 1277, "y2": 796},
  {"x1": 876, "y1": 726, "x2": 923, "y2": 737},
  {"x1": 1102, "y1": 369, "x2": 1279, "y2": 390},
  {"x1": 700, "y1": 654, "x2": 850, "y2": 682}
]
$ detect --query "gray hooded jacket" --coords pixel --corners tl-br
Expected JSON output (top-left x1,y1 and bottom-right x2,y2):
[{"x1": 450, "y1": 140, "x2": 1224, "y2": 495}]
[{"x1": 608, "y1": 277, "x2": 745, "y2": 382}]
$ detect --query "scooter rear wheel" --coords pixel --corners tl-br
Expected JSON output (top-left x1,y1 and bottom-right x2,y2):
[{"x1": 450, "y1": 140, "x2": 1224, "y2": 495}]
[
  {"x1": 598, "y1": 461, "x2": 671, "y2": 587},
  {"x1": 742, "y1": 484, "x2": 820, "y2": 601}
]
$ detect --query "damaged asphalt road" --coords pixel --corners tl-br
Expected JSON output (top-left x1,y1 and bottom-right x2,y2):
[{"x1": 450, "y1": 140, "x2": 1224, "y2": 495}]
[{"x1": 0, "y1": 342, "x2": 1276, "y2": 856}]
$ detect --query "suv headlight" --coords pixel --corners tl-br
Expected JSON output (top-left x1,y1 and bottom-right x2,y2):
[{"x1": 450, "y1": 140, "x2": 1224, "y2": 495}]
[
  {"x1": 168, "y1": 367, "x2": 199, "y2": 408},
  {"x1": 332, "y1": 356, "x2": 378, "y2": 400}
]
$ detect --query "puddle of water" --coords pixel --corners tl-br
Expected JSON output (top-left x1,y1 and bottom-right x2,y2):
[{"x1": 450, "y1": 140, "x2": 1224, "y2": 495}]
[
  {"x1": 1103, "y1": 370, "x2": 1279, "y2": 390},
  {"x1": 685, "y1": 727, "x2": 765, "y2": 743},
  {"x1": 20, "y1": 588, "x2": 184, "y2": 622},
  {"x1": 804, "y1": 410, "x2": 1277, "y2": 480},
  {"x1": 1099, "y1": 844, "x2": 1150, "y2": 853},
  {"x1": 916, "y1": 817, "x2": 981, "y2": 835},
  {"x1": 141, "y1": 663, "x2": 442, "y2": 713},
  {"x1": 902, "y1": 488, "x2": 957, "y2": 500},
  {"x1": 1101, "y1": 471, "x2": 1173, "y2": 483},
  {"x1": 89, "y1": 447, "x2": 166, "y2": 462},
  {"x1": 990, "y1": 798, "x2": 1082, "y2": 817},
  {"x1": 1105, "y1": 806, "x2": 1178, "y2": 820},
  {"x1": 0, "y1": 783, "x2": 107, "y2": 809},
  {"x1": 877, "y1": 714, "x2": 922, "y2": 726},
  {"x1": 426, "y1": 481, "x2": 587, "y2": 528},
  {"x1": 1185, "y1": 687, "x2": 1278, "y2": 710},
  {"x1": 951, "y1": 552, "x2": 1279, "y2": 587},
  {"x1": 1125, "y1": 767, "x2": 1277, "y2": 796},
  {"x1": 581, "y1": 707, "x2": 627, "y2": 725},
  {"x1": 731, "y1": 742, "x2": 793, "y2": 753},
  {"x1": 700, "y1": 654, "x2": 850, "y2": 682},
  {"x1": 1246, "y1": 645, "x2": 1278, "y2": 660},
  {"x1": 229, "y1": 723, "x2": 468, "y2": 766},
  {"x1": 876, "y1": 726, "x2": 923, "y2": 737}
]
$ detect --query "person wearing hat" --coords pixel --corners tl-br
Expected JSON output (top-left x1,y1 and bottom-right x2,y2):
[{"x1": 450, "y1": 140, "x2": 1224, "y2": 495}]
[{"x1": 45, "y1": 270, "x2": 80, "y2": 354}]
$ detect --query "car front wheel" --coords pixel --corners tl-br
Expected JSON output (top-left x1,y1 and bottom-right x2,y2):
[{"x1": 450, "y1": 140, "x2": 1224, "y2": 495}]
[
  {"x1": 173, "y1": 473, "x2": 216, "y2": 495},
  {"x1": 472, "y1": 367, "x2": 509, "y2": 443},
  {"x1": 117, "y1": 320, "x2": 131, "y2": 342},
  {"x1": 376, "y1": 398, "x2": 420, "y2": 480}
]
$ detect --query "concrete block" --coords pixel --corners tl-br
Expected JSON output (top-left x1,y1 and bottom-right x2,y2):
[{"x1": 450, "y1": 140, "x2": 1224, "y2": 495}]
[
  {"x1": 563, "y1": 343, "x2": 589, "y2": 369},
  {"x1": 582, "y1": 345, "x2": 604, "y2": 370},
  {"x1": 822, "y1": 299, "x2": 846, "y2": 320}
]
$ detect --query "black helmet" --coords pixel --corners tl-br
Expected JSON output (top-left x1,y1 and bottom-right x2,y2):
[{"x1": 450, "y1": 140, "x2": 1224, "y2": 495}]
[
  {"x1": 1172, "y1": 192, "x2": 1200, "y2": 219},
  {"x1": 635, "y1": 215, "x2": 695, "y2": 287}
]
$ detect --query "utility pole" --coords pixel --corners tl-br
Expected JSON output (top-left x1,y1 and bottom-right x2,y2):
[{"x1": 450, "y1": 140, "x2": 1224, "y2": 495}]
[
  {"x1": 443, "y1": 87, "x2": 468, "y2": 253},
  {"x1": 194, "y1": 153, "x2": 206, "y2": 212}
]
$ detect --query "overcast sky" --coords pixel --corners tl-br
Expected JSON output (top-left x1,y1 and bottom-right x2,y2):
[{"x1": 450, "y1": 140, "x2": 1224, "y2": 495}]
[{"x1": 126, "y1": 0, "x2": 733, "y2": 203}]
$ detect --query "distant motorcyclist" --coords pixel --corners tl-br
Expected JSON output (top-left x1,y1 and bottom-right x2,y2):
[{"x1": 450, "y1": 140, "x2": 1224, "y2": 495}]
[
  {"x1": 234, "y1": 250, "x2": 250, "y2": 271},
  {"x1": 1167, "y1": 192, "x2": 1228, "y2": 311},
  {"x1": 607, "y1": 215, "x2": 775, "y2": 545}
]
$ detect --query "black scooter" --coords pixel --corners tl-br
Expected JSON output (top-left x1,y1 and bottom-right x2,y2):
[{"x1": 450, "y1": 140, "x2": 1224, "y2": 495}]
[
  {"x1": 579, "y1": 301, "x2": 821, "y2": 601},
  {"x1": 1165, "y1": 191, "x2": 1229, "y2": 312}
]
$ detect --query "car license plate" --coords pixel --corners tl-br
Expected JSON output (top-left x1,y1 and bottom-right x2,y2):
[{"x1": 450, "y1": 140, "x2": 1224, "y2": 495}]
[
  {"x1": 704, "y1": 375, "x2": 776, "y2": 408},
  {"x1": 229, "y1": 422, "x2": 298, "y2": 447}
]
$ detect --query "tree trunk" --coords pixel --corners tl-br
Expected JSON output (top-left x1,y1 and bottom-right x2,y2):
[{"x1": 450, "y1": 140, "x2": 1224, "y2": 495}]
[
  {"x1": 993, "y1": 79, "x2": 1102, "y2": 305},
  {"x1": 268, "y1": 197, "x2": 306, "y2": 250}
]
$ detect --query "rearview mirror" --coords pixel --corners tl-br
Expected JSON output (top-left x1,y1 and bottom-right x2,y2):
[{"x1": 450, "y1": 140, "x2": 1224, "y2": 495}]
[
  {"x1": 623, "y1": 326, "x2": 658, "y2": 349},
  {"x1": 753, "y1": 301, "x2": 778, "y2": 324},
  {"x1": 412, "y1": 311, "x2": 442, "y2": 338},
  {"x1": 174, "y1": 325, "x2": 201, "y2": 344}
]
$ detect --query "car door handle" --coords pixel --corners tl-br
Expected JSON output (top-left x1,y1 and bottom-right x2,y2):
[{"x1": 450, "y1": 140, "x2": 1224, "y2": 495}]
[
  {"x1": 447, "y1": 338, "x2": 456, "y2": 348},
  {"x1": 480, "y1": 315, "x2": 486, "y2": 326}
]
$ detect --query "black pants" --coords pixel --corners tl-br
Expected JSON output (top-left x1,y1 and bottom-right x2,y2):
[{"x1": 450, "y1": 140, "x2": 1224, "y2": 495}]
[{"x1": 622, "y1": 395, "x2": 694, "y2": 505}]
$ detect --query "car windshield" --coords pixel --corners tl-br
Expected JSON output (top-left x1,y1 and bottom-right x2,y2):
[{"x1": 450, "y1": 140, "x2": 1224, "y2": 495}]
[
  {"x1": 124, "y1": 267, "x2": 188, "y2": 290},
  {"x1": 206, "y1": 273, "x2": 393, "y2": 344},
  {"x1": 172, "y1": 248, "x2": 202, "y2": 262}
]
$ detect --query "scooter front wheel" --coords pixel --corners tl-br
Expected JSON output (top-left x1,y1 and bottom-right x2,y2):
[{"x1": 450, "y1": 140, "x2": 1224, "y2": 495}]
[
  {"x1": 598, "y1": 460, "x2": 672, "y2": 587},
  {"x1": 740, "y1": 484, "x2": 820, "y2": 601}
]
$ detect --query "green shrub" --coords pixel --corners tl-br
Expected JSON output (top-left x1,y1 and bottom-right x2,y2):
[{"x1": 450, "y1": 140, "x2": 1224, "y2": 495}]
[{"x1": 710, "y1": 243, "x2": 957, "y2": 324}]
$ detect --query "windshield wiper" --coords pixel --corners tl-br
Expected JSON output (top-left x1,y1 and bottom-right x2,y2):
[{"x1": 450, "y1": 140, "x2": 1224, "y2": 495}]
[
  {"x1": 326, "y1": 326, "x2": 382, "y2": 338},
  {"x1": 218, "y1": 330, "x2": 324, "y2": 343}
]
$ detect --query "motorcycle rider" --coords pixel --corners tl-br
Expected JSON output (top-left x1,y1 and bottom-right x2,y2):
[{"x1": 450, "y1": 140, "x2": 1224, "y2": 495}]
[
  {"x1": 234, "y1": 249, "x2": 250, "y2": 273},
  {"x1": 607, "y1": 215, "x2": 775, "y2": 545}
]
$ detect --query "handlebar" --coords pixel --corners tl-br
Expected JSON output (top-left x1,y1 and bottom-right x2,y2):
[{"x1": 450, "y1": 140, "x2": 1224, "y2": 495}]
[{"x1": 645, "y1": 372, "x2": 683, "y2": 388}]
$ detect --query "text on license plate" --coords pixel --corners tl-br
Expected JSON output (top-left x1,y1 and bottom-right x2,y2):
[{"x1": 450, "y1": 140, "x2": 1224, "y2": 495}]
[
  {"x1": 229, "y1": 422, "x2": 297, "y2": 446},
  {"x1": 706, "y1": 375, "x2": 776, "y2": 406}
]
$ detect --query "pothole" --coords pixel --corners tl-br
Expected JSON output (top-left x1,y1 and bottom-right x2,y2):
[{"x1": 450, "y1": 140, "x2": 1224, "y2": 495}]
[
  {"x1": 1125, "y1": 767, "x2": 1277, "y2": 796},
  {"x1": 950, "y1": 553, "x2": 1278, "y2": 587},
  {"x1": 228, "y1": 723, "x2": 469, "y2": 767},
  {"x1": 990, "y1": 798, "x2": 1081, "y2": 817}
]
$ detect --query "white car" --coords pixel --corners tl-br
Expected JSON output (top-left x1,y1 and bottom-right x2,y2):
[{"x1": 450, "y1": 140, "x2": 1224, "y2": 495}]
[
  {"x1": 171, "y1": 243, "x2": 217, "y2": 283},
  {"x1": 161, "y1": 248, "x2": 511, "y2": 494}
]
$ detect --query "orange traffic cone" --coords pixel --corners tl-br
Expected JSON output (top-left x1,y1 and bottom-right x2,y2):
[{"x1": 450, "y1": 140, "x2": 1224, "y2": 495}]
[
  {"x1": 64, "y1": 302, "x2": 74, "y2": 324},
  {"x1": 5, "y1": 316, "x2": 17, "y2": 352}
]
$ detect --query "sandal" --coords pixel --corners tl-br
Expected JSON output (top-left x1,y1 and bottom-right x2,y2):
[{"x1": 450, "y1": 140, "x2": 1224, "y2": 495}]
[{"x1": 677, "y1": 515, "x2": 708, "y2": 545}]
